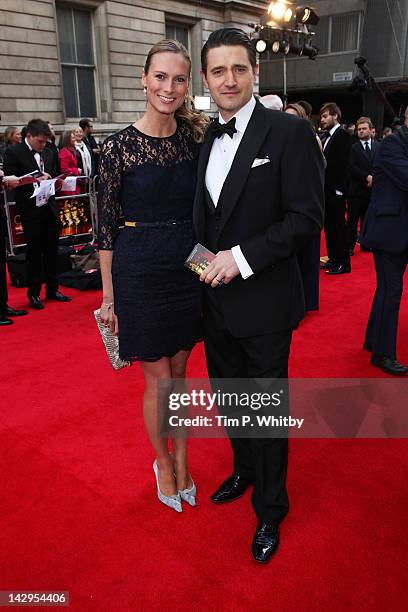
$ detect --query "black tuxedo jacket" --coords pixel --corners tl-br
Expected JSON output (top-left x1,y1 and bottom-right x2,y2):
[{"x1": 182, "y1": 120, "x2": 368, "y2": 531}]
[
  {"x1": 3, "y1": 141, "x2": 59, "y2": 219},
  {"x1": 193, "y1": 100, "x2": 325, "y2": 337},
  {"x1": 349, "y1": 140, "x2": 379, "y2": 198},
  {"x1": 361, "y1": 130, "x2": 408, "y2": 254},
  {"x1": 323, "y1": 126, "x2": 352, "y2": 198}
]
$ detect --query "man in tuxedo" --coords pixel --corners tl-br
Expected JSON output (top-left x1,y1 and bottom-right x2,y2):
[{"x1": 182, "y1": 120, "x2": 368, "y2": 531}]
[
  {"x1": 319, "y1": 102, "x2": 352, "y2": 274},
  {"x1": 361, "y1": 110, "x2": 408, "y2": 376},
  {"x1": 194, "y1": 28, "x2": 324, "y2": 562},
  {"x1": 4, "y1": 118, "x2": 71, "y2": 309},
  {"x1": 347, "y1": 116, "x2": 379, "y2": 255}
]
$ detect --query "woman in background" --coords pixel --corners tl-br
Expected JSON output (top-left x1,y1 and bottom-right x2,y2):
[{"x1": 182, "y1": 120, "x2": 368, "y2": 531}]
[
  {"x1": 58, "y1": 131, "x2": 81, "y2": 197},
  {"x1": 74, "y1": 128, "x2": 92, "y2": 178}
]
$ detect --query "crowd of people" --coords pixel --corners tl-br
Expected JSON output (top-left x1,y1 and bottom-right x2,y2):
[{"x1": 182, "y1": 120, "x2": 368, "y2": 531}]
[
  {"x1": 1, "y1": 27, "x2": 407, "y2": 564},
  {"x1": 0, "y1": 118, "x2": 101, "y2": 321}
]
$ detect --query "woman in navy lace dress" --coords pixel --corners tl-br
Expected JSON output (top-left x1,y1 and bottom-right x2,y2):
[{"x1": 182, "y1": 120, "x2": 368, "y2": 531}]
[{"x1": 98, "y1": 40, "x2": 208, "y2": 512}]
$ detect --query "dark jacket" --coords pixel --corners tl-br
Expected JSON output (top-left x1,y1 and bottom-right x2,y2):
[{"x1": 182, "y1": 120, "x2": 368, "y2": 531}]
[
  {"x1": 360, "y1": 128, "x2": 408, "y2": 253},
  {"x1": 323, "y1": 125, "x2": 352, "y2": 197},
  {"x1": 3, "y1": 141, "x2": 58, "y2": 219},
  {"x1": 349, "y1": 139, "x2": 379, "y2": 198},
  {"x1": 193, "y1": 101, "x2": 325, "y2": 336}
]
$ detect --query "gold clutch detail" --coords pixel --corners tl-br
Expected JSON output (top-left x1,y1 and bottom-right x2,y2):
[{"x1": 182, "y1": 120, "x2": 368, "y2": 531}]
[{"x1": 94, "y1": 309, "x2": 131, "y2": 370}]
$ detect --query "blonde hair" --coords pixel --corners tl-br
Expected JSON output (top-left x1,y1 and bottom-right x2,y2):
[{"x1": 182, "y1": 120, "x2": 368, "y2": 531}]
[
  {"x1": 285, "y1": 103, "x2": 307, "y2": 119},
  {"x1": 144, "y1": 39, "x2": 209, "y2": 143},
  {"x1": 356, "y1": 116, "x2": 373, "y2": 129}
]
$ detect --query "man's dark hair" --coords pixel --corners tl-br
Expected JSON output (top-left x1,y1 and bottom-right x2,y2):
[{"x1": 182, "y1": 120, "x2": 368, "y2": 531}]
[
  {"x1": 201, "y1": 28, "x2": 256, "y2": 75},
  {"x1": 79, "y1": 118, "x2": 91, "y2": 130},
  {"x1": 297, "y1": 100, "x2": 313, "y2": 118},
  {"x1": 319, "y1": 102, "x2": 342, "y2": 122},
  {"x1": 26, "y1": 119, "x2": 51, "y2": 138}
]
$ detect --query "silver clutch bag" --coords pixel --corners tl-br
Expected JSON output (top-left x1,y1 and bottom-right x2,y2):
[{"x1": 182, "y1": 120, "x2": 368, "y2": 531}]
[{"x1": 94, "y1": 309, "x2": 131, "y2": 370}]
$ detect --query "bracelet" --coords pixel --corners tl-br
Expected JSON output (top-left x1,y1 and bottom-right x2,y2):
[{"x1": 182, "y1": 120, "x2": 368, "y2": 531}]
[{"x1": 102, "y1": 302, "x2": 114, "y2": 309}]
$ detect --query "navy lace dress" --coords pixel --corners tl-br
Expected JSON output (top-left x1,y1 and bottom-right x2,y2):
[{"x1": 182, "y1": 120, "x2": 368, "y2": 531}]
[{"x1": 98, "y1": 122, "x2": 201, "y2": 361}]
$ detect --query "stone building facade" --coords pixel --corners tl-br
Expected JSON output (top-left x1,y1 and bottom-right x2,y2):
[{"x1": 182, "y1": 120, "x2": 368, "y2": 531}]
[{"x1": 0, "y1": 0, "x2": 265, "y2": 136}]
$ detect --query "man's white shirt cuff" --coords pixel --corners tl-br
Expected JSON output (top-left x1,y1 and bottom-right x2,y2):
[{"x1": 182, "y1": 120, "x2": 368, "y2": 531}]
[{"x1": 231, "y1": 245, "x2": 254, "y2": 279}]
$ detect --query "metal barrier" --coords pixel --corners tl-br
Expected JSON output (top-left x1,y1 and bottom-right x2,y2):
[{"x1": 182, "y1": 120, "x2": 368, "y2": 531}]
[{"x1": 2, "y1": 175, "x2": 99, "y2": 256}]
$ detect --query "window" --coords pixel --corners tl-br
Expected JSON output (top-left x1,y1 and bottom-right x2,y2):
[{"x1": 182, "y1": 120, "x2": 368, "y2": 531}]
[
  {"x1": 313, "y1": 13, "x2": 360, "y2": 55},
  {"x1": 165, "y1": 22, "x2": 189, "y2": 50},
  {"x1": 56, "y1": 6, "x2": 97, "y2": 118}
]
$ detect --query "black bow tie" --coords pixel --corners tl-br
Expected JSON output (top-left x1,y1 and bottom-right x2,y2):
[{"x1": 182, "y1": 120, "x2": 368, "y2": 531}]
[{"x1": 212, "y1": 117, "x2": 237, "y2": 139}]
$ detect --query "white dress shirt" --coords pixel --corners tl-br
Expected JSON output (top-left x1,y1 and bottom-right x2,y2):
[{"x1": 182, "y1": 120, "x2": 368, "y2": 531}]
[
  {"x1": 25, "y1": 137, "x2": 44, "y2": 172},
  {"x1": 360, "y1": 138, "x2": 372, "y2": 151},
  {"x1": 205, "y1": 96, "x2": 256, "y2": 279}
]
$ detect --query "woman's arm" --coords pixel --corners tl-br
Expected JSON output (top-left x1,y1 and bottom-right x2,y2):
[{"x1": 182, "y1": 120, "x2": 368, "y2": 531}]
[
  {"x1": 97, "y1": 136, "x2": 122, "y2": 334},
  {"x1": 99, "y1": 250, "x2": 118, "y2": 334}
]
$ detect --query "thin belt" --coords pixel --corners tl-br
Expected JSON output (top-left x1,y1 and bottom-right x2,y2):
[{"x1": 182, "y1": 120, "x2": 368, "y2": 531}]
[{"x1": 124, "y1": 219, "x2": 191, "y2": 228}]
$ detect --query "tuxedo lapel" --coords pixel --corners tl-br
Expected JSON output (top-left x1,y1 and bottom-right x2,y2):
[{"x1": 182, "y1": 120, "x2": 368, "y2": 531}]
[
  {"x1": 217, "y1": 103, "x2": 267, "y2": 234},
  {"x1": 193, "y1": 124, "x2": 217, "y2": 236}
]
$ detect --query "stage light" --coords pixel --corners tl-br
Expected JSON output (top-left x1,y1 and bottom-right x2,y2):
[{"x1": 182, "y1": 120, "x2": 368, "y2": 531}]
[
  {"x1": 272, "y1": 40, "x2": 290, "y2": 55},
  {"x1": 268, "y1": 2, "x2": 286, "y2": 22},
  {"x1": 284, "y1": 8, "x2": 293, "y2": 22},
  {"x1": 296, "y1": 6, "x2": 320, "y2": 26},
  {"x1": 256, "y1": 39, "x2": 268, "y2": 53},
  {"x1": 302, "y1": 43, "x2": 319, "y2": 59}
]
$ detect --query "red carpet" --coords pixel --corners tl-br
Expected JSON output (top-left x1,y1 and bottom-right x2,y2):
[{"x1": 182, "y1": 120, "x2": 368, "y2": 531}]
[{"x1": 1, "y1": 246, "x2": 407, "y2": 611}]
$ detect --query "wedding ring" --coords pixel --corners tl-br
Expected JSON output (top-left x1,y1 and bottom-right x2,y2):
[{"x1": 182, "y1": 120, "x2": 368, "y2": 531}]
[{"x1": 217, "y1": 278, "x2": 224, "y2": 286}]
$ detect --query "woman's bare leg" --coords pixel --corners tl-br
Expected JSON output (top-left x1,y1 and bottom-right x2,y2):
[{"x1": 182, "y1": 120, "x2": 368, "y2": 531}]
[
  {"x1": 170, "y1": 350, "x2": 194, "y2": 491},
  {"x1": 140, "y1": 358, "x2": 176, "y2": 496}
]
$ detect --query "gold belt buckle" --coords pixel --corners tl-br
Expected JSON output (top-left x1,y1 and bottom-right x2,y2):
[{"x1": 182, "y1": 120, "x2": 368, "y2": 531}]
[{"x1": 125, "y1": 221, "x2": 138, "y2": 227}]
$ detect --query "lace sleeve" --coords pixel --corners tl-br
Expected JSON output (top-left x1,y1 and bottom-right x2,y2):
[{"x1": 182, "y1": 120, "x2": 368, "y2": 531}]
[{"x1": 97, "y1": 136, "x2": 122, "y2": 250}]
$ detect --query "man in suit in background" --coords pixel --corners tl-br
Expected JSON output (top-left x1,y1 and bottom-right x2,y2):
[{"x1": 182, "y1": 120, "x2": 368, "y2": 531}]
[
  {"x1": 361, "y1": 109, "x2": 408, "y2": 376},
  {"x1": 347, "y1": 116, "x2": 379, "y2": 256},
  {"x1": 320, "y1": 102, "x2": 352, "y2": 275},
  {"x1": 4, "y1": 118, "x2": 71, "y2": 309},
  {"x1": 79, "y1": 119, "x2": 100, "y2": 177},
  {"x1": 0, "y1": 172, "x2": 28, "y2": 325},
  {"x1": 194, "y1": 28, "x2": 324, "y2": 562}
]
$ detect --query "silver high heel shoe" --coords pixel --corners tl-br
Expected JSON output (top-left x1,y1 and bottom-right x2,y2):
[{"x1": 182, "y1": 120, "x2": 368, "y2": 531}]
[
  {"x1": 153, "y1": 460, "x2": 182, "y2": 513},
  {"x1": 179, "y1": 480, "x2": 197, "y2": 507}
]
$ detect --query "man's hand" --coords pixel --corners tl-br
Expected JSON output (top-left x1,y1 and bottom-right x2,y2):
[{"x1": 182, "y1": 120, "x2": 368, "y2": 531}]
[
  {"x1": 200, "y1": 250, "x2": 240, "y2": 288},
  {"x1": 2, "y1": 175, "x2": 20, "y2": 189},
  {"x1": 367, "y1": 174, "x2": 373, "y2": 188}
]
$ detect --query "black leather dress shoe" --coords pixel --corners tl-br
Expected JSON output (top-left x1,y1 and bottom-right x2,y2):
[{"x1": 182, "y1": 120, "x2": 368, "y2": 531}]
[
  {"x1": 45, "y1": 291, "x2": 71, "y2": 302},
  {"x1": 320, "y1": 259, "x2": 334, "y2": 270},
  {"x1": 28, "y1": 295, "x2": 44, "y2": 310},
  {"x1": 4, "y1": 305, "x2": 28, "y2": 317},
  {"x1": 0, "y1": 315, "x2": 13, "y2": 326},
  {"x1": 360, "y1": 245, "x2": 373, "y2": 252},
  {"x1": 252, "y1": 522, "x2": 280, "y2": 563},
  {"x1": 211, "y1": 473, "x2": 253, "y2": 504},
  {"x1": 325, "y1": 263, "x2": 351, "y2": 275},
  {"x1": 349, "y1": 248, "x2": 355, "y2": 257},
  {"x1": 371, "y1": 355, "x2": 408, "y2": 376},
  {"x1": 363, "y1": 341, "x2": 372, "y2": 352}
]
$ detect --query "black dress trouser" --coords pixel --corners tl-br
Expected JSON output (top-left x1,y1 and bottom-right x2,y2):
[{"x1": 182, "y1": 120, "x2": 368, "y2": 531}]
[
  {"x1": 203, "y1": 295, "x2": 291, "y2": 524},
  {"x1": 324, "y1": 193, "x2": 349, "y2": 264},
  {"x1": 21, "y1": 207, "x2": 59, "y2": 297},
  {"x1": 347, "y1": 194, "x2": 371, "y2": 250},
  {"x1": 365, "y1": 248, "x2": 408, "y2": 358}
]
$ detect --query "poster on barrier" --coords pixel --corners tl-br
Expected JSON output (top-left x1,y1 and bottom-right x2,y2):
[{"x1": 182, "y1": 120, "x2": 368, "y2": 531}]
[
  {"x1": 7, "y1": 203, "x2": 26, "y2": 247},
  {"x1": 56, "y1": 195, "x2": 93, "y2": 237}
]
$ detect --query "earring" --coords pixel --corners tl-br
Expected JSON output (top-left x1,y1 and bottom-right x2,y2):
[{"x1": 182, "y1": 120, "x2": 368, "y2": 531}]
[{"x1": 143, "y1": 87, "x2": 147, "y2": 96}]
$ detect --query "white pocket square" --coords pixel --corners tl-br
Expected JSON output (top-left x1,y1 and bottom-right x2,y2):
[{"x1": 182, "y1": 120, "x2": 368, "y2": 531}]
[{"x1": 251, "y1": 157, "x2": 270, "y2": 168}]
